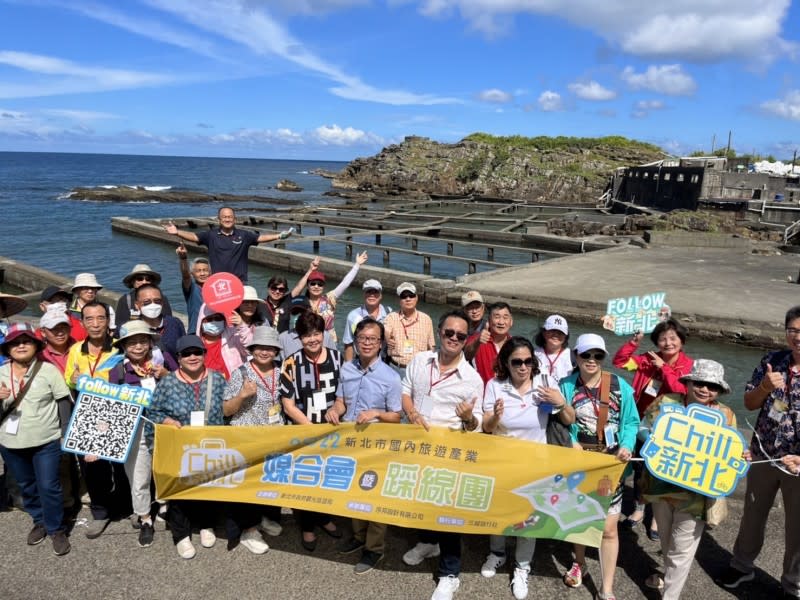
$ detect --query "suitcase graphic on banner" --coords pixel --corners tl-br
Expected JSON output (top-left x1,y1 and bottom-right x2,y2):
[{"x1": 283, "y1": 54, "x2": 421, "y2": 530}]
[{"x1": 179, "y1": 439, "x2": 247, "y2": 488}]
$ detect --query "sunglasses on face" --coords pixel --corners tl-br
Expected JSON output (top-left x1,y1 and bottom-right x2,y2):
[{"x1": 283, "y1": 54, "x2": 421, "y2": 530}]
[
  {"x1": 308, "y1": 281, "x2": 324, "y2": 287},
  {"x1": 691, "y1": 381, "x2": 722, "y2": 393},
  {"x1": 579, "y1": 351, "x2": 606, "y2": 361},
  {"x1": 399, "y1": 292, "x2": 417, "y2": 300},
  {"x1": 270, "y1": 286, "x2": 287, "y2": 293},
  {"x1": 510, "y1": 358, "x2": 534, "y2": 368},
  {"x1": 135, "y1": 275, "x2": 153, "y2": 282},
  {"x1": 364, "y1": 289, "x2": 381, "y2": 296},
  {"x1": 441, "y1": 328, "x2": 468, "y2": 342},
  {"x1": 179, "y1": 349, "x2": 205, "y2": 358},
  {"x1": 7, "y1": 338, "x2": 36, "y2": 347}
]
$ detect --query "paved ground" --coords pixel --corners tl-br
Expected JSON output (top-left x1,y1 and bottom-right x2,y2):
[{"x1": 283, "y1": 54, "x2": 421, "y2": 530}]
[
  {"x1": 0, "y1": 482, "x2": 787, "y2": 600},
  {"x1": 456, "y1": 245, "x2": 800, "y2": 346}
]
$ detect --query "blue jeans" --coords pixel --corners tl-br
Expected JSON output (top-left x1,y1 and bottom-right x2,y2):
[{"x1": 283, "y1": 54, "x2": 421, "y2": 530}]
[
  {"x1": 0, "y1": 439, "x2": 64, "y2": 535},
  {"x1": 420, "y1": 529, "x2": 461, "y2": 577}
]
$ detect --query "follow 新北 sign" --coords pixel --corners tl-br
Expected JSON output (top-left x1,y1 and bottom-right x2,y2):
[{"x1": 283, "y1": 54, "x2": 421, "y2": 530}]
[{"x1": 603, "y1": 291, "x2": 671, "y2": 336}]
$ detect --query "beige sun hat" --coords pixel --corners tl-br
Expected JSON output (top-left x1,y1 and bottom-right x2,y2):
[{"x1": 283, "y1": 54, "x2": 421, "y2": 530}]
[
  {"x1": 247, "y1": 326, "x2": 282, "y2": 350},
  {"x1": 114, "y1": 320, "x2": 160, "y2": 348},
  {"x1": 0, "y1": 293, "x2": 28, "y2": 319},
  {"x1": 241, "y1": 286, "x2": 264, "y2": 303},
  {"x1": 122, "y1": 264, "x2": 162, "y2": 288},
  {"x1": 71, "y1": 273, "x2": 102, "y2": 292}
]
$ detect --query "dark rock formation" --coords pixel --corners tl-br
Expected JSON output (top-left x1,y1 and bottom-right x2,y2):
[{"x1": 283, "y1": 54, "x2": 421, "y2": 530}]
[
  {"x1": 67, "y1": 187, "x2": 303, "y2": 205},
  {"x1": 276, "y1": 179, "x2": 303, "y2": 192},
  {"x1": 333, "y1": 134, "x2": 664, "y2": 203},
  {"x1": 310, "y1": 168, "x2": 340, "y2": 179}
]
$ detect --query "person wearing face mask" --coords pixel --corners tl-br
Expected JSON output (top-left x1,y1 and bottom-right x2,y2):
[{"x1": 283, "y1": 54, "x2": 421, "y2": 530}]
[
  {"x1": 195, "y1": 304, "x2": 247, "y2": 380},
  {"x1": 133, "y1": 284, "x2": 186, "y2": 363},
  {"x1": 115, "y1": 264, "x2": 174, "y2": 325},
  {"x1": 278, "y1": 298, "x2": 337, "y2": 361}
]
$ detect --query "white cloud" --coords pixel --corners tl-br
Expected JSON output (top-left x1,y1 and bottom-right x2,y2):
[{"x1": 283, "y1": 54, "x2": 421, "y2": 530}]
[
  {"x1": 412, "y1": 1, "x2": 796, "y2": 63},
  {"x1": 0, "y1": 51, "x2": 173, "y2": 99},
  {"x1": 477, "y1": 88, "x2": 512, "y2": 103},
  {"x1": 314, "y1": 124, "x2": 384, "y2": 145},
  {"x1": 537, "y1": 90, "x2": 562, "y2": 111},
  {"x1": 632, "y1": 99, "x2": 666, "y2": 118},
  {"x1": 622, "y1": 65, "x2": 696, "y2": 96},
  {"x1": 568, "y1": 80, "x2": 616, "y2": 101},
  {"x1": 143, "y1": 0, "x2": 459, "y2": 105},
  {"x1": 761, "y1": 90, "x2": 800, "y2": 120}
]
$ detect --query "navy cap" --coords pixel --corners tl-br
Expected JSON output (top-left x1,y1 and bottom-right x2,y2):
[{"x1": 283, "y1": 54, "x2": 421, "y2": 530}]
[
  {"x1": 40, "y1": 285, "x2": 71, "y2": 302},
  {"x1": 175, "y1": 334, "x2": 205, "y2": 354},
  {"x1": 289, "y1": 296, "x2": 311, "y2": 314}
]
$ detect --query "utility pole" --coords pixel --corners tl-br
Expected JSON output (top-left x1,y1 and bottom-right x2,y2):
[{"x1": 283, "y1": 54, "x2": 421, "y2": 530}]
[
  {"x1": 711, "y1": 134, "x2": 716, "y2": 154},
  {"x1": 725, "y1": 130, "x2": 732, "y2": 158}
]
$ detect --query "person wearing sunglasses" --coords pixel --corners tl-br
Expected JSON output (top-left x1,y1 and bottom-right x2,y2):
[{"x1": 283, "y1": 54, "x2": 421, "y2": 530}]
[
  {"x1": 67, "y1": 273, "x2": 116, "y2": 340},
  {"x1": 613, "y1": 318, "x2": 693, "y2": 535},
  {"x1": 720, "y1": 305, "x2": 800, "y2": 595},
  {"x1": 342, "y1": 279, "x2": 392, "y2": 363},
  {"x1": 384, "y1": 282, "x2": 435, "y2": 378},
  {"x1": 473, "y1": 302, "x2": 514, "y2": 385},
  {"x1": 264, "y1": 276, "x2": 292, "y2": 332},
  {"x1": 326, "y1": 318, "x2": 402, "y2": 574},
  {"x1": 133, "y1": 284, "x2": 186, "y2": 363},
  {"x1": 401, "y1": 309, "x2": 483, "y2": 600},
  {"x1": 290, "y1": 252, "x2": 369, "y2": 343},
  {"x1": 480, "y1": 336, "x2": 574, "y2": 599},
  {"x1": 638, "y1": 359, "x2": 741, "y2": 598},
  {"x1": 0, "y1": 323, "x2": 73, "y2": 556},
  {"x1": 560, "y1": 333, "x2": 639, "y2": 600},
  {"x1": 145, "y1": 335, "x2": 228, "y2": 559},
  {"x1": 115, "y1": 263, "x2": 174, "y2": 326},
  {"x1": 461, "y1": 290, "x2": 488, "y2": 362}
]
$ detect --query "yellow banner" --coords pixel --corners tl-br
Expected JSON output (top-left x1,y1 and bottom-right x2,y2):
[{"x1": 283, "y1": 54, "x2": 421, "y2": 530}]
[{"x1": 153, "y1": 423, "x2": 625, "y2": 547}]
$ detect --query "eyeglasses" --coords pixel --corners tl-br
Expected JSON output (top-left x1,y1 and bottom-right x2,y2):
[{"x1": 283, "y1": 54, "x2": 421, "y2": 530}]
[
  {"x1": 787, "y1": 328, "x2": 800, "y2": 336},
  {"x1": 579, "y1": 351, "x2": 606, "y2": 361},
  {"x1": 134, "y1": 275, "x2": 153, "y2": 282},
  {"x1": 308, "y1": 281, "x2": 324, "y2": 287},
  {"x1": 270, "y1": 286, "x2": 287, "y2": 293},
  {"x1": 691, "y1": 380, "x2": 722, "y2": 392},
  {"x1": 364, "y1": 289, "x2": 381, "y2": 296},
  {"x1": 140, "y1": 298, "x2": 163, "y2": 305},
  {"x1": 356, "y1": 335, "x2": 381, "y2": 345},
  {"x1": 441, "y1": 328, "x2": 468, "y2": 342},
  {"x1": 399, "y1": 292, "x2": 417, "y2": 300},
  {"x1": 179, "y1": 349, "x2": 205, "y2": 358},
  {"x1": 510, "y1": 358, "x2": 534, "y2": 368}
]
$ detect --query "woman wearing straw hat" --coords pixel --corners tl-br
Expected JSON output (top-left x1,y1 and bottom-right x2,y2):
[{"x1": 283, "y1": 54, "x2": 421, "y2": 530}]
[
  {"x1": 110, "y1": 320, "x2": 178, "y2": 548},
  {"x1": 639, "y1": 359, "x2": 742, "y2": 598},
  {"x1": 223, "y1": 325, "x2": 284, "y2": 547},
  {"x1": 115, "y1": 264, "x2": 174, "y2": 325},
  {"x1": 0, "y1": 323, "x2": 73, "y2": 556},
  {"x1": 67, "y1": 273, "x2": 116, "y2": 340},
  {"x1": 229, "y1": 286, "x2": 268, "y2": 345}
]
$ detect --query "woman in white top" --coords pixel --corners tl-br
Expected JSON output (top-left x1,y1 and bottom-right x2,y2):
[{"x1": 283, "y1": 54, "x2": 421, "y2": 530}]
[
  {"x1": 533, "y1": 314, "x2": 573, "y2": 382},
  {"x1": 481, "y1": 336, "x2": 575, "y2": 600}
]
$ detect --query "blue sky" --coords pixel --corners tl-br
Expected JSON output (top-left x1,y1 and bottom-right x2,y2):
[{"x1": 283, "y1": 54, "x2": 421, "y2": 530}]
[{"x1": 0, "y1": 0, "x2": 798, "y2": 161}]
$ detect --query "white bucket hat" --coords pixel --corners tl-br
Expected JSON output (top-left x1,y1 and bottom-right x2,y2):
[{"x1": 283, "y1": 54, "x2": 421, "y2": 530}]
[
  {"x1": 241, "y1": 286, "x2": 264, "y2": 303},
  {"x1": 71, "y1": 273, "x2": 102, "y2": 291},
  {"x1": 247, "y1": 326, "x2": 282, "y2": 350}
]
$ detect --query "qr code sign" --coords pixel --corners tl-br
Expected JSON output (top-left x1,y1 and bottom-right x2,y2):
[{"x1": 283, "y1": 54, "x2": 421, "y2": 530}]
[{"x1": 63, "y1": 393, "x2": 142, "y2": 462}]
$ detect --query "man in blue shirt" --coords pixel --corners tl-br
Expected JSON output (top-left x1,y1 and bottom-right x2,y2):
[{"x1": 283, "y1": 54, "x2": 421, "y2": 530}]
[
  {"x1": 326, "y1": 318, "x2": 401, "y2": 574},
  {"x1": 341, "y1": 279, "x2": 392, "y2": 362},
  {"x1": 165, "y1": 207, "x2": 293, "y2": 282}
]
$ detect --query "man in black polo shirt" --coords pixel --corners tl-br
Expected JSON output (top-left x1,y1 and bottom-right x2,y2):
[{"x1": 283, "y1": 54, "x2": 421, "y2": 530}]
[{"x1": 165, "y1": 207, "x2": 293, "y2": 282}]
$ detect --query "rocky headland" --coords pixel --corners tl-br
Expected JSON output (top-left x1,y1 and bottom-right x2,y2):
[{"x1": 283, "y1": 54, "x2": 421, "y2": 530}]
[{"x1": 331, "y1": 133, "x2": 664, "y2": 203}]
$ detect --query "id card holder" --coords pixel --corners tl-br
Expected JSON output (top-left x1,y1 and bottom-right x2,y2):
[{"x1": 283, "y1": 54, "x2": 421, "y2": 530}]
[
  {"x1": 267, "y1": 405, "x2": 283, "y2": 425},
  {"x1": 4, "y1": 414, "x2": 20, "y2": 435},
  {"x1": 604, "y1": 424, "x2": 618, "y2": 449},
  {"x1": 190, "y1": 410, "x2": 205, "y2": 427},
  {"x1": 402, "y1": 339, "x2": 415, "y2": 356},
  {"x1": 769, "y1": 399, "x2": 788, "y2": 423},
  {"x1": 644, "y1": 379, "x2": 661, "y2": 397},
  {"x1": 140, "y1": 377, "x2": 157, "y2": 392}
]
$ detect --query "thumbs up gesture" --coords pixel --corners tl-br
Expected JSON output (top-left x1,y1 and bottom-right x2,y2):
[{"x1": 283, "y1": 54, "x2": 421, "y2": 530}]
[
  {"x1": 0, "y1": 382, "x2": 10, "y2": 401},
  {"x1": 479, "y1": 322, "x2": 491, "y2": 344},
  {"x1": 240, "y1": 379, "x2": 258, "y2": 400},
  {"x1": 762, "y1": 363, "x2": 786, "y2": 392}
]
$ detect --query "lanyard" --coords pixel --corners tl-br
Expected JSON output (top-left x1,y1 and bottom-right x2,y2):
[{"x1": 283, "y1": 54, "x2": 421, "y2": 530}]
[
  {"x1": 428, "y1": 360, "x2": 458, "y2": 395},
  {"x1": 265, "y1": 302, "x2": 280, "y2": 328},
  {"x1": 400, "y1": 314, "x2": 419, "y2": 339},
  {"x1": 304, "y1": 351, "x2": 322, "y2": 390},
  {"x1": 177, "y1": 369, "x2": 207, "y2": 410},
  {"x1": 9, "y1": 362, "x2": 33, "y2": 401},
  {"x1": 544, "y1": 349, "x2": 565, "y2": 376},
  {"x1": 578, "y1": 376, "x2": 602, "y2": 417},
  {"x1": 88, "y1": 351, "x2": 104, "y2": 377},
  {"x1": 252, "y1": 365, "x2": 277, "y2": 396}
]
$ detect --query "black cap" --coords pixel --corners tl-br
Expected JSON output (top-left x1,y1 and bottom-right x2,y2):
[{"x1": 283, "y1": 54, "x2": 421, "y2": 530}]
[
  {"x1": 289, "y1": 296, "x2": 311, "y2": 314},
  {"x1": 175, "y1": 334, "x2": 205, "y2": 354},
  {"x1": 40, "y1": 285, "x2": 71, "y2": 303}
]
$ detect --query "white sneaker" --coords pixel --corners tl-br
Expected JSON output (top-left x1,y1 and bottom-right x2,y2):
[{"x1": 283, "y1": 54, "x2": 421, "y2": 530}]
[
  {"x1": 260, "y1": 517, "x2": 283, "y2": 537},
  {"x1": 481, "y1": 553, "x2": 506, "y2": 578},
  {"x1": 511, "y1": 566, "x2": 530, "y2": 600},
  {"x1": 403, "y1": 542, "x2": 441, "y2": 566},
  {"x1": 176, "y1": 536, "x2": 196, "y2": 559},
  {"x1": 199, "y1": 528, "x2": 216, "y2": 548},
  {"x1": 240, "y1": 528, "x2": 269, "y2": 555},
  {"x1": 431, "y1": 575, "x2": 460, "y2": 600}
]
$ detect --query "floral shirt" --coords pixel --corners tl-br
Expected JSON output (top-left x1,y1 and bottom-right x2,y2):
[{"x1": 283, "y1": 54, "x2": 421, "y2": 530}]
[{"x1": 224, "y1": 363, "x2": 284, "y2": 426}]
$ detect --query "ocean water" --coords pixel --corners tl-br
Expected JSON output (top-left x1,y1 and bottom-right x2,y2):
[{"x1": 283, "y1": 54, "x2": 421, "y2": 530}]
[{"x1": 0, "y1": 151, "x2": 769, "y2": 419}]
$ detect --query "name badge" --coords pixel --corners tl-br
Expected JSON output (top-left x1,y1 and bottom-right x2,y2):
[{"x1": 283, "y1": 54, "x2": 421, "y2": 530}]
[
  {"x1": 267, "y1": 405, "x2": 283, "y2": 425},
  {"x1": 5, "y1": 414, "x2": 20, "y2": 435},
  {"x1": 769, "y1": 398, "x2": 789, "y2": 423},
  {"x1": 140, "y1": 377, "x2": 157, "y2": 392},
  {"x1": 190, "y1": 411, "x2": 205, "y2": 427},
  {"x1": 604, "y1": 424, "x2": 618, "y2": 449},
  {"x1": 402, "y1": 339, "x2": 415, "y2": 355},
  {"x1": 644, "y1": 379, "x2": 661, "y2": 397}
]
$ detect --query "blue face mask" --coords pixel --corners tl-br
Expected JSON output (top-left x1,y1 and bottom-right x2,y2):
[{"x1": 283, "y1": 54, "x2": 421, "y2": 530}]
[{"x1": 202, "y1": 320, "x2": 224, "y2": 336}]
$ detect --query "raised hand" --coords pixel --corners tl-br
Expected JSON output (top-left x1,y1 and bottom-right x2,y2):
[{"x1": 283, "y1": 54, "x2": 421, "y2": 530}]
[
  {"x1": 355, "y1": 251, "x2": 368, "y2": 266},
  {"x1": 176, "y1": 243, "x2": 188, "y2": 259},
  {"x1": 762, "y1": 363, "x2": 786, "y2": 392},
  {"x1": 164, "y1": 221, "x2": 178, "y2": 235},
  {"x1": 632, "y1": 330, "x2": 644, "y2": 344},
  {"x1": 479, "y1": 322, "x2": 491, "y2": 344},
  {"x1": 647, "y1": 351, "x2": 665, "y2": 369}
]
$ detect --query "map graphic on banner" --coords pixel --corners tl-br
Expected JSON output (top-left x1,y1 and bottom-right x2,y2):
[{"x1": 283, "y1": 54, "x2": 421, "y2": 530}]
[
  {"x1": 153, "y1": 423, "x2": 626, "y2": 547},
  {"x1": 62, "y1": 375, "x2": 153, "y2": 463},
  {"x1": 602, "y1": 292, "x2": 671, "y2": 336},
  {"x1": 641, "y1": 404, "x2": 749, "y2": 497}
]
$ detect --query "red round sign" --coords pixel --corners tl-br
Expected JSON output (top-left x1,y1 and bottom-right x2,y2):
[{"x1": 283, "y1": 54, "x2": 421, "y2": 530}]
[{"x1": 202, "y1": 272, "x2": 245, "y2": 315}]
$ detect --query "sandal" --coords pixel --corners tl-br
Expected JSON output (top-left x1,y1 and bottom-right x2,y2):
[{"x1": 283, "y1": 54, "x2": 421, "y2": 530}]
[
  {"x1": 624, "y1": 502, "x2": 646, "y2": 526},
  {"x1": 563, "y1": 562, "x2": 585, "y2": 588}
]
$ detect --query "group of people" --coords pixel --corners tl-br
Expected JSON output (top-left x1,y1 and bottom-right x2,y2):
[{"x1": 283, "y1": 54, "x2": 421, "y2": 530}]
[{"x1": 0, "y1": 207, "x2": 799, "y2": 600}]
